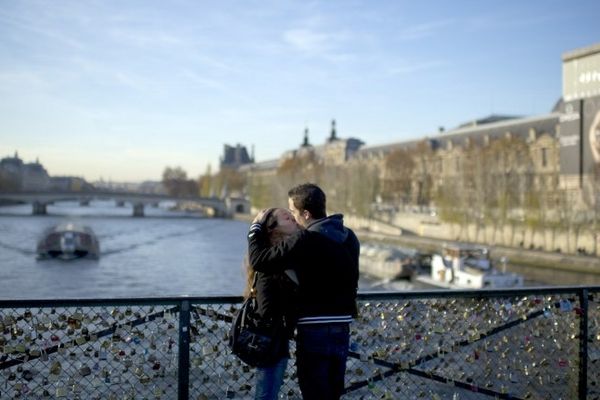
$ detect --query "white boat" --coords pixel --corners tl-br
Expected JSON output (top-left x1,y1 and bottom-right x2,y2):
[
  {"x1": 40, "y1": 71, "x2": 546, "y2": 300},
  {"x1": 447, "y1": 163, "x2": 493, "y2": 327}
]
[
  {"x1": 360, "y1": 243, "x2": 420, "y2": 280},
  {"x1": 37, "y1": 223, "x2": 100, "y2": 260},
  {"x1": 416, "y1": 243, "x2": 523, "y2": 289}
]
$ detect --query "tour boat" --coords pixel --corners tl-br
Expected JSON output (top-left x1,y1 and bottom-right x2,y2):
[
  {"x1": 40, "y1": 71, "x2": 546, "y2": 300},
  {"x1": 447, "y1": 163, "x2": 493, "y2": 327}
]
[
  {"x1": 415, "y1": 243, "x2": 523, "y2": 289},
  {"x1": 360, "y1": 243, "x2": 420, "y2": 280},
  {"x1": 37, "y1": 223, "x2": 100, "y2": 260}
]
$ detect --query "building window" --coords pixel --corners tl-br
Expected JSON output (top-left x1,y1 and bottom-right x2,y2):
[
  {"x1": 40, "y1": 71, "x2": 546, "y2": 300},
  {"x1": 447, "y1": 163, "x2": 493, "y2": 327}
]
[{"x1": 541, "y1": 148, "x2": 548, "y2": 167}]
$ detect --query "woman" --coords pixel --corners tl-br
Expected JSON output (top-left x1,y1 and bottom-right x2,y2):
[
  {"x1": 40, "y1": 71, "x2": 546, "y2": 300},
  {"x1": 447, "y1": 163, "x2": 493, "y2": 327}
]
[{"x1": 245, "y1": 208, "x2": 300, "y2": 400}]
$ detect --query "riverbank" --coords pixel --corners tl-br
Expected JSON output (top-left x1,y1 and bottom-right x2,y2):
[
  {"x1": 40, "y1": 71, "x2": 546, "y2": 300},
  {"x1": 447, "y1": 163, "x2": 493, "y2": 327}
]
[
  {"x1": 233, "y1": 212, "x2": 600, "y2": 276},
  {"x1": 356, "y1": 229, "x2": 600, "y2": 277},
  {"x1": 232, "y1": 212, "x2": 253, "y2": 223}
]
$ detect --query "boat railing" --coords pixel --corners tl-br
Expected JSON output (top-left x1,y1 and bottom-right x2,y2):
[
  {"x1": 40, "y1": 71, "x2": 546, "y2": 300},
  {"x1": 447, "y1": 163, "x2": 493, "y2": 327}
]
[{"x1": 1, "y1": 286, "x2": 599, "y2": 399}]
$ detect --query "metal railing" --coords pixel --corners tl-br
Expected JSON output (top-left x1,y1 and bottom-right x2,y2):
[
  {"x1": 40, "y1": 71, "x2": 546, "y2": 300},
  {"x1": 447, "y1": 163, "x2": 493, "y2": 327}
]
[{"x1": 1, "y1": 286, "x2": 598, "y2": 399}]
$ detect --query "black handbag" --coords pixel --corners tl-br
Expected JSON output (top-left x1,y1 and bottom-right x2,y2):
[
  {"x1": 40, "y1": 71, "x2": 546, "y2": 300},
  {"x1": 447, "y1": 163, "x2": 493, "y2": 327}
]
[{"x1": 229, "y1": 274, "x2": 282, "y2": 367}]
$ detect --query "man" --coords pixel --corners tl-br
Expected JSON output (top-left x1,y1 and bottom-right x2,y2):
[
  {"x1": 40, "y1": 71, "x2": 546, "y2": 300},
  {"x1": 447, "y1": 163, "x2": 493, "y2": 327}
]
[{"x1": 248, "y1": 183, "x2": 360, "y2": 399}]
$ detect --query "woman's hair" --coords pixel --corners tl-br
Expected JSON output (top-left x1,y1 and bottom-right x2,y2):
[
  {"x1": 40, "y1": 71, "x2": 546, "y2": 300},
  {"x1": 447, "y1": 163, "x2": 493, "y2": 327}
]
[{"x1": 243, "y1": 208, "x2": 281, "y2": 298}]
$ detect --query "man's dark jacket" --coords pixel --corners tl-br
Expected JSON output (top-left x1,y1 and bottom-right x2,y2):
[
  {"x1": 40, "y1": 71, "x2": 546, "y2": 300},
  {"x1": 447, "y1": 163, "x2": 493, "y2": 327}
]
[{"x1": 248, "y1": 214, "x2": 360, "y2": 320}]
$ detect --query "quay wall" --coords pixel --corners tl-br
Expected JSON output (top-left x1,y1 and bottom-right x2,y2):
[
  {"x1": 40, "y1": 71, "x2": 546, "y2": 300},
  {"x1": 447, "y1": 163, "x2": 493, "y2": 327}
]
[{"x1": 383, "y1": 212, "x2": 599, "y2": 256}]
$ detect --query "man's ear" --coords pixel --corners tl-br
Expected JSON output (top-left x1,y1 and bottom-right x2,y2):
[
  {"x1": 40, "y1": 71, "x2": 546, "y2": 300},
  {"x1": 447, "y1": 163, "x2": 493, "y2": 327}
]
[{"x1": 302, "y1": 210, "x2": 312, "y2": 221}]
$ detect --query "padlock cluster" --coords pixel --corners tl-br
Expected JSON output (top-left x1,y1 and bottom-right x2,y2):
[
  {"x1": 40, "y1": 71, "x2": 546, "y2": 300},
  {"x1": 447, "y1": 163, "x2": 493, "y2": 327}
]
[
  {"x1": 0, "y1": 305, "x2": 180, "y2": 399},
  {"x1": 1, "y1": 290, "x2": 598, "y2": 399}
]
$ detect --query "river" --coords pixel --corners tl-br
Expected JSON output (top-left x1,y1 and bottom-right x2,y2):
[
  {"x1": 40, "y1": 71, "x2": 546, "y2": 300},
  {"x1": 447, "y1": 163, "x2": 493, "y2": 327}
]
[
  {"x1": 0, "y1": 201, "x2": 257, "y2": 299},
  {"x1": 0, "y1": 200, "x2": 396, "y2": 299},
  {"x1": 2, "y1": 201, "x2": 596, "y2": 300}
]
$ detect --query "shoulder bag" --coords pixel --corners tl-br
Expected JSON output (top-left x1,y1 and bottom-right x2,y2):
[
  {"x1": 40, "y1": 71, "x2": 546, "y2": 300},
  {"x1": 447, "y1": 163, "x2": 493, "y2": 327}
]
[{"x1": 228, "y1": 274, "x2": 283, "y2": 367}]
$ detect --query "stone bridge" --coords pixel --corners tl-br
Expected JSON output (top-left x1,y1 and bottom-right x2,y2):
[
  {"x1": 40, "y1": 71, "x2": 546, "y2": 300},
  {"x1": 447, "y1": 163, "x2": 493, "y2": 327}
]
[{"x1": 0, "y1": 191, "x2": 250, "y2": 217}]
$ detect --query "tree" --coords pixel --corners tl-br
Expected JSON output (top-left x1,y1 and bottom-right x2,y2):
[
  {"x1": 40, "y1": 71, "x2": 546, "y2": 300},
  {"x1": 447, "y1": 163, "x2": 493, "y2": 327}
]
[
  {"x1": 433, "y1": 135, "x2": 533, "y2": 244},
  {"x1": 248, "y1": 174, "x2": 277, "y2": 210},
  {"x1": 162, "y1": 166, "x2": 197, "y2": 197},
  {"x1": 277, "y1": 152, "x2": 323, "y2": 187},
  {"x1": 381, "y1": 148, "x2": 415, "y2": 205},
  {"x1": 582, "y1": 162, "x2": 600, "y2": 254},
  {"x1": 345, "y1": 161, "x2": 380, "y2": 217},
  {"x1": 412, "y1": 140, "x2": 435, "y2": 207},
  {"x1": 214, "y1": 167, "x2": 247, "y2": 198},
  {"x1": 482, "y1": 135, "x2": 532, "y2": 245},
  {"x1": 198, "y1": 164, "x2": 213, "y2": 197}
]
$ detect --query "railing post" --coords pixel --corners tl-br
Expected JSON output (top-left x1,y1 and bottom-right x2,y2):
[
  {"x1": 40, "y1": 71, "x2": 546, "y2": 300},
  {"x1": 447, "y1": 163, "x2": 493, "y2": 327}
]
[
  {"x1": 178, "y1": 300, "x2": 191, "y2": 400},
  {"x1": 579, "y1": 289, "x2": 588, "y2": 400}
]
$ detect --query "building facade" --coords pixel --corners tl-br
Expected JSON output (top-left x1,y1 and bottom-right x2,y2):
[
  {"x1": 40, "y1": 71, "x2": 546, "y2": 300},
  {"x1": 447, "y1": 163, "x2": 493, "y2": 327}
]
[
  {"x1": 0, "y1": 152, "x2": 96, "y2": 192},
  {"x1": 238, "y1": 43, "x2": 600, "y2": 218},
  {"x1": 0, "y1": 152, "x2": 50, "y2": 191}
]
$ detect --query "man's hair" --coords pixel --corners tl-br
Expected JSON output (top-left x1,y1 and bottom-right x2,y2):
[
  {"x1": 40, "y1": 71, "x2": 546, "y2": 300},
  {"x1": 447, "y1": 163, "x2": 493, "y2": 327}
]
[{"x1": 288, "y1": 183, "x2": 326, "y2": 219}]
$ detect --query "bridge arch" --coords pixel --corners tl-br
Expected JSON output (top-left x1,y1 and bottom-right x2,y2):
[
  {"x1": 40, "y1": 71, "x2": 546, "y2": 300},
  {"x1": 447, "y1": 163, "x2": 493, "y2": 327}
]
[{"x1": 225, "y1": 197, "x2": 250, "y2": 216}]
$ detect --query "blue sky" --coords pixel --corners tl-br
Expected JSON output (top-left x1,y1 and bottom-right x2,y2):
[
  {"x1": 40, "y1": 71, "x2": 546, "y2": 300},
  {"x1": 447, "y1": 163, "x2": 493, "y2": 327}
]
[{"x1": 0, "y1": 0, "x2": 599, "y2": 182}]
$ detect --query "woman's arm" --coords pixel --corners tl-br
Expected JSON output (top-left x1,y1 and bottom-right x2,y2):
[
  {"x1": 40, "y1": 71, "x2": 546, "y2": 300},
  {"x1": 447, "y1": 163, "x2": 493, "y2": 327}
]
[{"x1": 247, "y1": 224, "x2": 307, "y2": 273}]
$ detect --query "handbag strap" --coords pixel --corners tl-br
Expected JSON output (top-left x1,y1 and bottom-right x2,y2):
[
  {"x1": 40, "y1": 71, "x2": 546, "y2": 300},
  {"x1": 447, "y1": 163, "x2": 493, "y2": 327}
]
[
  {"x1": 249, "y1": 271, "x2": 259, "y2": 297},
  {"x1": 240, "y1": 272, "x2": 259, "y2": 326}
]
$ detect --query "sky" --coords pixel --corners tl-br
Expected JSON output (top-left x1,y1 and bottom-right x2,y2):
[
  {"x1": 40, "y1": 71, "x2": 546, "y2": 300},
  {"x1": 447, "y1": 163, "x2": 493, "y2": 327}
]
[{"x1": 0, "y1": 1, "x2": 599, "y2": 182}]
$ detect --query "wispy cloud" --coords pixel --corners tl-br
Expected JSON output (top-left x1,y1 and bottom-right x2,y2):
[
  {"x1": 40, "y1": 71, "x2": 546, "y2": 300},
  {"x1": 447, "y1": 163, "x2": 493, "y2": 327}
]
[
  {"x1": 388, "y1": 60, "x2": 447, "y2": 76},
  {"x1": 396, "y1": 20, "x2": 454, "y2": 41},
  {"x1": 284, "y1": 28, "x2": 335, "y2": 54},
  {"x1": 282, "y1": 24, "x2": 354, "y2": 61},
  {"x1": 0, "y1": 70, "x2": 50, "y2": 91},
  {"x1": 0, "y1": 9, "x2": 86, "y2": 50},
  {"x1": 108, "y1": 28, "x2": 184, "y2": 48},
  {"x1": 180, "y1": 70, "x2": 227, "y2": 91},
  {"x1": 465, "y1": 13, "x2": 561, "y2": 32},
  {"x1": 186, "y1": 54, "x2": 239, "y2": 75},
  {"x1": 112, "y1": 71, "x2": 149, "y2": 91},
  {"x1": 69, "y1": 57, "x2": 149, "y2": 91}
]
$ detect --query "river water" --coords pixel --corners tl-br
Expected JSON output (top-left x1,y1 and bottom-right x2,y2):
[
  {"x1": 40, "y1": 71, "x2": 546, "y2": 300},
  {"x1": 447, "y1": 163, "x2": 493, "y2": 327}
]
[
  {"x1": 2, "y1": 201, "x2": 596, "y2": 300},
  {"x1": 0, "y1": 201, "x2": 400, "y2": 299},
  {"x1": 0, "y1": 201, "x2": 257, "y2": 299}
]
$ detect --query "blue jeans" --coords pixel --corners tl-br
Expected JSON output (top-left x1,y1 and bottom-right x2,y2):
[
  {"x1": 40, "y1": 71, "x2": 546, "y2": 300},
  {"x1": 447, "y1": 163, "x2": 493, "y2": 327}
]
[
  {"x1": 255, "y1": 356, "x2": 288, "y2": 400},
  {"x1": 296, "y1": 323, "x2": 350, "y2": 400}
]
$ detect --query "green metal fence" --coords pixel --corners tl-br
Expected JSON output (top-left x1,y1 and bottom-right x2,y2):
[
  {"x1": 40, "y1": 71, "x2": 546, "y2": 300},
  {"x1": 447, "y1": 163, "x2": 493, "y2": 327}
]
[{"x1": 1, "y1": 286, "x2": 598, "y2": 399}]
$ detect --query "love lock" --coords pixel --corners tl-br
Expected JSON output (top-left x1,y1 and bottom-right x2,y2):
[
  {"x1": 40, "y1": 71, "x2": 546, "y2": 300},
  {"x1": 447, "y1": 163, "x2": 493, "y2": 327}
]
[
  {"x1": 79, "y1": 365, "x2": 92, "y2": 377},
  {"x1": 49, "y1": 361, "x2": 62, "y2": 375}
]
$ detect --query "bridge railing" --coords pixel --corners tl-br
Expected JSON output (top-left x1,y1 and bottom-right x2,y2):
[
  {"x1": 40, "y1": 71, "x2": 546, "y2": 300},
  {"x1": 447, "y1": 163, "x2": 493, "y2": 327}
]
[{"x1": 1, "y1": 286, "x2": 598, "y2": 399}]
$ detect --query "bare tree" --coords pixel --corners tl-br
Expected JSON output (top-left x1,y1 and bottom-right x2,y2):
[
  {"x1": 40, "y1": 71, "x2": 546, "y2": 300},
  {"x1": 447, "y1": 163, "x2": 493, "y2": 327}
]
[
  {"x1": 214, "y1": 167, "x2": 246, "y2": 198},
  {"x1": 412, "y1": 140, "x2": 435, "y2": 208},
  {"x1": 248, "y1": 173, "x2": 278, "y2": 210},
  {"x1": 479, "y1": 136, "x2": 532, "y2": 246},
  {"x1": 277, "y1": 152, "x2": 323, "y2": 187},
  {"x1": 162, "y1": 166, "x2": 197, "y2": 197},
  {"x1": 381, "y1": 148, "x2": 415, "y2": 206},
  {"x1": 347, "y1": 161, "x2": 380, "y2": 217},
  {"x1": 198, "y1": 164, "x2": 213, "y2": 197}
]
